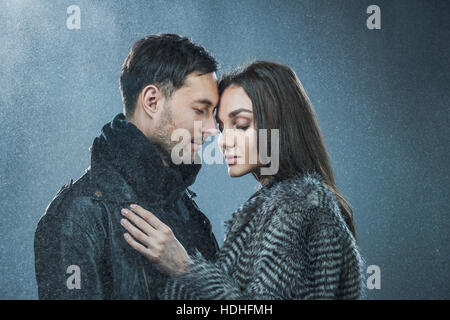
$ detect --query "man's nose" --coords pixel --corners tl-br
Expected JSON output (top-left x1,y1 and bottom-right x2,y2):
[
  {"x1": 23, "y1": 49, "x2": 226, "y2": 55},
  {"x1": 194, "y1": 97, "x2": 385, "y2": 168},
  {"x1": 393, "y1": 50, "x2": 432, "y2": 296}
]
[{"x1": 202, "y1": 113, "x2": 218, "y2": 138}]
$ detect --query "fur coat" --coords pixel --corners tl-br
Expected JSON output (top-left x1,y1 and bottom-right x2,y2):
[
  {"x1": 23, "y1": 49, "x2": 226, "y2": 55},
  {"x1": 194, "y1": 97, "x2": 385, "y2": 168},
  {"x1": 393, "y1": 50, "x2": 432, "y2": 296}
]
[{"x1": 159, "y1": 172, "x2": 364, "y2": 299}]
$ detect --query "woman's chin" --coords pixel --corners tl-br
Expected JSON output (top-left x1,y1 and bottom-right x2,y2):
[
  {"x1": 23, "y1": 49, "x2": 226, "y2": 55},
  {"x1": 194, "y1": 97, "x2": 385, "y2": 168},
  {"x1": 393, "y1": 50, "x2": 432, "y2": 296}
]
[
  {"x1": 227, "y1": 165, "x2": 243, "y2": 177},
  {"x1": 227, "y1": 164, "x2": 254, "y2": 178}
]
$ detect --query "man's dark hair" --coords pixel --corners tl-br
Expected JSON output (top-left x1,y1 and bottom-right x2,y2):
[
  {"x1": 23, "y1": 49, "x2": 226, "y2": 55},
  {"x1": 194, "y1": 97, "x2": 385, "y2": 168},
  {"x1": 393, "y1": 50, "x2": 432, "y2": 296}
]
[{"x1": 119, "y1": 34, "x2": 218, "y2": 118}]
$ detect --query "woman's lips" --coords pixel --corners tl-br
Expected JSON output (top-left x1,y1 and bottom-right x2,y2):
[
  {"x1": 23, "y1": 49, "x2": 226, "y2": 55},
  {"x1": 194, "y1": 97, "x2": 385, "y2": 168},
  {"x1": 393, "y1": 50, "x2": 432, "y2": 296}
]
[
  {"x1": 225, "y1": 156, "x2": 239, "y2": 165},
  {"x1": 191, "y1": 142, "x2": 203, "y2": 151}
]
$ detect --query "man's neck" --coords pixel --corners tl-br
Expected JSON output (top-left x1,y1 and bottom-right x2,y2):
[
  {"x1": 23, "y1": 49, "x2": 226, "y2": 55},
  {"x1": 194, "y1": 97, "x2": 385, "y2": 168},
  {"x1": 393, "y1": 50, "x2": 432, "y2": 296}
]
[
  {"x1": 126, "y1": 113, "x2": 171, "y2": 167},
  {"x1": 153, "y1": 143, "x2": 171, "y2": 167}
]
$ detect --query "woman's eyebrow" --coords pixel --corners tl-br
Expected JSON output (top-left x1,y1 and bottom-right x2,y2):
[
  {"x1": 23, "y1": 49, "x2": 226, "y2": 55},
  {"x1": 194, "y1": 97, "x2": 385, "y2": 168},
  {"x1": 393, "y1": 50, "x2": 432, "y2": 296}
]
[
  {"x1": 216, "y1": 108, "x2": 252, "y2": 124},
  {"x1": 228, "y1": 108, "x2": 252, "y2": 118}
]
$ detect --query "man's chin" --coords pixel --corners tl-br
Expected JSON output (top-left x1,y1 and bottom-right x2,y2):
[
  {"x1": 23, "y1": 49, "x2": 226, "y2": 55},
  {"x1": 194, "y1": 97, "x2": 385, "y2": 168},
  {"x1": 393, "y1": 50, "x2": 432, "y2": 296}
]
[{"x1": 169, "y1": 147, "x2": 201, "y2": 165}]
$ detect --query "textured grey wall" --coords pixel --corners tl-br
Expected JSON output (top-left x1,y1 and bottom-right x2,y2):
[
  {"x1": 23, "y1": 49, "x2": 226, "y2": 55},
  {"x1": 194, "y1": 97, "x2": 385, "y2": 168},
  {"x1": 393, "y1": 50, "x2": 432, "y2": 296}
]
[{"x1": 0, "y1": 0, "x2": 448, "y2": 299}]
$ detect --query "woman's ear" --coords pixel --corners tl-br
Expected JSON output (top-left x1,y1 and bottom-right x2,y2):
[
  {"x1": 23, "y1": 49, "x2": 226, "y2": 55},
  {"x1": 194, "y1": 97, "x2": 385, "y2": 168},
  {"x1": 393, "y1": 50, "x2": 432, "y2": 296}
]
[{"x1": 140, "y1": 85, "x2": 162, "y2": 118}]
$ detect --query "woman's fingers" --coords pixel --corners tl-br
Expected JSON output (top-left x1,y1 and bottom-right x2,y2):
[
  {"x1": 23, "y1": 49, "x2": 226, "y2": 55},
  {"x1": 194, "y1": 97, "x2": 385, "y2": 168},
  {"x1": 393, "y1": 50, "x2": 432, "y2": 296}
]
[
  {"x1": 120, "y1": 217, "x2": 154, "y2": 246},
  {"x1": 121, "y1": 208, "x2": 156, "y2": 236},
  {"x1": 129, "y1": 204, "x2": 165, "y2": 230},
  {"x1": 123, "y1": 233, "x2": 149, "y2": 256},
  {"x1": 121, "y1": 204, "x2": 190, "y2": 275},
  {"x1": 123, "y1": 232, "x2": 162, "y2": 262}
]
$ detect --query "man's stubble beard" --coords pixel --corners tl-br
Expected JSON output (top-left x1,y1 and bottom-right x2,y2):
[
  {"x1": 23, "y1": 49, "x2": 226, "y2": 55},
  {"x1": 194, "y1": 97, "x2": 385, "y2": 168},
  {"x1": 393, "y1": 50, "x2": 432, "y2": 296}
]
[
  {"x1": 152, "y1": 101, "x2": 199, "y2": 165},
  {"x1": 151, "y1": 101, "x2": 177, "y2": 165}
]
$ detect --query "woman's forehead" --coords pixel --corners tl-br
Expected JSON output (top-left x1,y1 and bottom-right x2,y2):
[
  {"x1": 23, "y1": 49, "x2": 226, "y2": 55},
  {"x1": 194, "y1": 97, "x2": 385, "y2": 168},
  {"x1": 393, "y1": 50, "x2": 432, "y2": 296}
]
[{"x1": 218, "y1": 86, "x2": 253, "y2": 118}]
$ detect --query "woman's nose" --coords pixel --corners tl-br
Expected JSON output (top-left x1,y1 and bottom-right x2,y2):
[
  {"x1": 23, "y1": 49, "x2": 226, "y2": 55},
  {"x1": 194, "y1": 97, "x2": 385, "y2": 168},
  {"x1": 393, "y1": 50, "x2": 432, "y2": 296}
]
[{"x1": 218, "y1": 128, "x2": 236, "y2": 151}]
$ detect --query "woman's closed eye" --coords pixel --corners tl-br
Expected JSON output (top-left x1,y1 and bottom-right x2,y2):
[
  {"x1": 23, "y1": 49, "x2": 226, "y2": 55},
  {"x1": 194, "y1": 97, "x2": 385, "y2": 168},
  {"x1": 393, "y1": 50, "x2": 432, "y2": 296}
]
[
  {"x1": 194, "y1": 108, "x2": 205, "y2": 115},
  {"x1": 236, "y1": 125, "x2": 249, "y2": 131},
  {"x1": 234, "y1": 119, "x2": 250, "y2": 131}
]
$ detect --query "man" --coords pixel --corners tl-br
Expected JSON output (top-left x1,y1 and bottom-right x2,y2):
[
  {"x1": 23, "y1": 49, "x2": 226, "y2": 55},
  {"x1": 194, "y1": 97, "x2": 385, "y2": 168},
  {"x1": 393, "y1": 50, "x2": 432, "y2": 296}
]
[{"x1": 34, "y1": 34, "x2": 220, "y2": 299}]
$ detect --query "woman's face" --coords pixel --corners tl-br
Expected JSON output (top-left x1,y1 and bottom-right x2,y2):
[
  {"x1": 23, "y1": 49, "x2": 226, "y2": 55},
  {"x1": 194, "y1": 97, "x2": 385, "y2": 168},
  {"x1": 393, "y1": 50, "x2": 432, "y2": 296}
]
[{"x1": 217, "y1": 85, "x2": 260, "y2": 177}]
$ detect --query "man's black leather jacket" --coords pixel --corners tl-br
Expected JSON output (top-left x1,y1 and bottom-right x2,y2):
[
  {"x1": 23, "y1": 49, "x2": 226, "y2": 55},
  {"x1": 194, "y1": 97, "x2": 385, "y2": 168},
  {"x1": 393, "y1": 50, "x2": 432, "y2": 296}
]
[{"x1": 34, "y1": 115, "x2": 219, "y2": 299}]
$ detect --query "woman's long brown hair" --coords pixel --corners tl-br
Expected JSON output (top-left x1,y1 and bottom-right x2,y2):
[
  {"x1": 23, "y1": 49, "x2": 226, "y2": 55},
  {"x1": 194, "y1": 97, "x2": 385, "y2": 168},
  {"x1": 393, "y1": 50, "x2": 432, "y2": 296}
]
[{"x1": 218, "y1": 61, "x2": 357, "y2": 242}]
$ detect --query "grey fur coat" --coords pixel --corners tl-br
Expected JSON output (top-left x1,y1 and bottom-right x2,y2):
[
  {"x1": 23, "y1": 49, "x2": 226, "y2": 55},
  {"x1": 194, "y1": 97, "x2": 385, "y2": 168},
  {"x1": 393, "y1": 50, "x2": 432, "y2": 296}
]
[{"x1": 158, "y1": 172, "x2": 364, "y2": 299}]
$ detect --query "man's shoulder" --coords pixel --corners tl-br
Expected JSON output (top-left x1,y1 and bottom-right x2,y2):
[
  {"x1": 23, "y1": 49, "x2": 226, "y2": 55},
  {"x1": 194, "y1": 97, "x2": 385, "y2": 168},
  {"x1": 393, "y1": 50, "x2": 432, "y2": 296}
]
[{"x1": 36, "y1": 172, "x2": 106, "y2": 234}]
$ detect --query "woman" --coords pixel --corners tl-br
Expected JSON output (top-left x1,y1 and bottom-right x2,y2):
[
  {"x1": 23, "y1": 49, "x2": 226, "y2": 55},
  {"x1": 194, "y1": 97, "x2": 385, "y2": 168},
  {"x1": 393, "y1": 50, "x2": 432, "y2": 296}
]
[{"x1": 119, "y1": 61, "x2": 364, "y2": 299}]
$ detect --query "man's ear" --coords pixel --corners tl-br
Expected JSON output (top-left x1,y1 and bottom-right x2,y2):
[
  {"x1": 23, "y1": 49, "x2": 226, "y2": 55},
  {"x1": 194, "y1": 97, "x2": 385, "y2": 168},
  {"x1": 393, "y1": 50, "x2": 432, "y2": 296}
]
[{"x1": 139, "y1": 85, "x2": 162, "y2": 117}]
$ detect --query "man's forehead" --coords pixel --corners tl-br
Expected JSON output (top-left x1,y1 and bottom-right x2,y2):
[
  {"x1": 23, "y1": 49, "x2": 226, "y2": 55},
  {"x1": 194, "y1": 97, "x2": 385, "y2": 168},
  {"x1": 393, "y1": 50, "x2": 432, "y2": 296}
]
[
  {"x1": 181, "y1": 72, "x2": 219, "y2": 103},
  {"x1": 184, "y1": 71, "x2": 217, "y2": 86}
]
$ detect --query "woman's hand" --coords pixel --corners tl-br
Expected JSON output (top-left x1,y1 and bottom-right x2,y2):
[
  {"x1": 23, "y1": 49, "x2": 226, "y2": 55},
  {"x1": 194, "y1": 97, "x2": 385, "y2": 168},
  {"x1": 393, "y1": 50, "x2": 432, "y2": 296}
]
[{"x1": 120, "y1": 204, "x2": 192, "y2": 277}]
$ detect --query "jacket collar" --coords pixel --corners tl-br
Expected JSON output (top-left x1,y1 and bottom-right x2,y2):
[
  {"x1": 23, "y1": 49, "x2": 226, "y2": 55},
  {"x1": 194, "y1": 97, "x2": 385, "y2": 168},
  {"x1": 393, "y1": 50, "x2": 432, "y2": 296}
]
[{"x1": 87, "y1": 113, "x2": 201, "y2": 206}]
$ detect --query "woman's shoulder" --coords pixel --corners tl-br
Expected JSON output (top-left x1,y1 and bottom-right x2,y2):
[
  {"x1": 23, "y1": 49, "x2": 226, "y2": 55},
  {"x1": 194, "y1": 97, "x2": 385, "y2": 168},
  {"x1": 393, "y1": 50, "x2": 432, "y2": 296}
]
[
  {"x1": 266, "y1": 172, "x2": 356, "y2": 243},
  {"x1": 262, "y1": 173, "x2": 356, "y2": 250},
  {"x1": 267, "y1": 172, "x2": 338, "y2": 213},
  {"x1": 225, "y1": 171, "x2": 344, "y2": 240}
]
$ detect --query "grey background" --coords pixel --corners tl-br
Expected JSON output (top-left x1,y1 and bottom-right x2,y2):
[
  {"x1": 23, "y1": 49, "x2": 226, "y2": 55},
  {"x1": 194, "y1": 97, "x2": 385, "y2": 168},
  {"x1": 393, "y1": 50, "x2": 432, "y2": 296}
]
[{"x1": 0, "y1": 0, "x2": 448, "y2": 299}]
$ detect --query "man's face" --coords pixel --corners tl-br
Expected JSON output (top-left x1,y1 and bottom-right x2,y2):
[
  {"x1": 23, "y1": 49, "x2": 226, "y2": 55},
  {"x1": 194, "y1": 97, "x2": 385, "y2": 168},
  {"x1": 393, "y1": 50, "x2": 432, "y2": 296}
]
[{"x1": 153, "y1": 72, "x2": 219, "y2": 163}]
